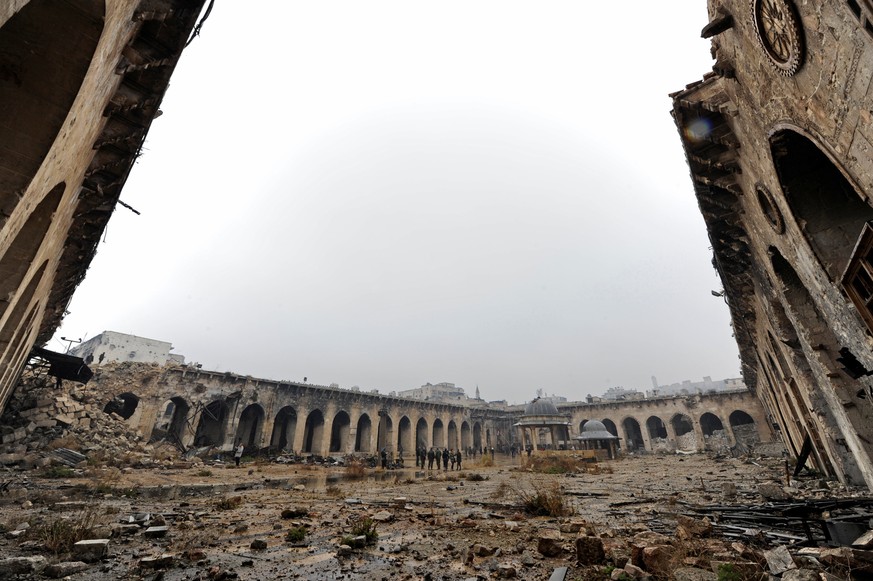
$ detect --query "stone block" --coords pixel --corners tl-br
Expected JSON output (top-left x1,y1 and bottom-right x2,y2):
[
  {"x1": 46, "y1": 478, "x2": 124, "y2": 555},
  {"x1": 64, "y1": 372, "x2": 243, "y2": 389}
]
[
  {"x1": 140, "y1": 554, "x2": 176, "y2": 569},
  {"x1": 672, "y1": 567, "x2": 717, "y2": 581},
  {"x1": 72, "y1": 539, "x2": 109, "y2": 562},
  {"x1": 144, "y1": 525, "x2": 168, "y2": 538},
  {"x1": 0, "y1": 556, "x2": 47, "y2": 576}
]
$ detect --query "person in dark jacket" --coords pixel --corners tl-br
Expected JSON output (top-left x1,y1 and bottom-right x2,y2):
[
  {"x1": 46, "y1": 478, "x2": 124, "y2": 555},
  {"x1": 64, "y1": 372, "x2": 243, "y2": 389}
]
[
  {"x1": 427, "y1": 447, "x2": 435, "y2": 470},
  {"x1": 441, "y1": 448, "x2": 449, "y2": 470},
  {"x1": 455, "y1": 448, "x2": 462, "y2": 470}
]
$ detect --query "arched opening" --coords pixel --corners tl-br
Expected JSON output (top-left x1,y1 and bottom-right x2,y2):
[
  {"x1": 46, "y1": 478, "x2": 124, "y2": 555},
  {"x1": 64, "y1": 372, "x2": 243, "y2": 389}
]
[
  {"x1": 377, "y1": 412, "x2": 393, "y2": 451},
  {"x1": 671, "y1": 414, "x2": 694, "y2": 436},
  {"x1": 0, "y1": 1, "x2": 104, "y2": 208},
  {"x1": 622, "y1": 417, "x2": 644, "y2": 451},
  {"x1": 700, "y1": 412, "x2": 724, "y2": 436},
  {"x1": 771, "y1": 247, "x2": 873, "y2": 485},
  {"x1": 460, "y1": 421, "x2": 471, "y2": 449},
  {"x1": 103, "y1": 392, "x2": 139, "y2": 420},
  {"x1": 770, "y1": 130, "x2": 873, "y2": 281},
  {"x1": 602, "y1": 419, "x2": 618, "y2": 437},
  {"x1": 0, "y1": 304, "x2": 39, "y2": 405},
  {"x1": 270, "y1": 406, "x2": 297, "y2": 452},
  {"x1": 432, "y1": 418, "x2": 445, "y2": 448},
  {"x1": 330, "y1": 410, "x2": 351, "y2": 453},
  {"x1": 195, "y1": 400, "x2": 229, "y2": 447},
  {"x1": 447, "y1": 420, "x2": 458, "y2": 450},
  {"x1": 415, "y1": 417, "x2": 428, "y2": 449},
  {"x1": 729, "y1": 410, "x2": 760, "y2": 447},
  {"x1": 646, "y1": 416, "x2": 667, "y2": 439},
  {"x1": 397, "y1": 416, "x2": 412, "y2": 456},
  {"x1": 150, "y1": 397, "x2": 189, "y2": 445},
  {"x1": 355, "y1": 413, "x2": 372, "y2": 453},
  {"x1": 578, "y1": 419, "x2": 589, "y2": 435},
  {"x1": 236, "y1": 404, "x2": 264, "y2": 449},
  {"x1": 302, "y1": 409, "x2": 325, "y2": 454},
  {"x1": 472, "y1": 422, "x2": 482, "y2": 450}
]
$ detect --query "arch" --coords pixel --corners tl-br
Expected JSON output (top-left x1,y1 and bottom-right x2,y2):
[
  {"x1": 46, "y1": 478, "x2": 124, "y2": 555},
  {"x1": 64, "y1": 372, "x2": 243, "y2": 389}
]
[
  {"x1": 270, "y1": 406, "x2": 297, "y2": 452},
  {"x1": 771, "y1": 246, "x2": 873, "y2": 485},
  {"x1": 355, "y1": 413, "x2": 373, "y2": 453},
  {"x1": 645, "y1": 416, "x2": 667, "y2": 439},
  {"x1": 150, "y1": 397, "x2": 190, "y2": 445},
  {"x1": 236, "y1": 404, "x2": 265, "y2": 449},
  {"x1": 0, "y1": 303, "x2": 39, "y2": 404},
  {"x1": 770, "y1": 129, "x2": 873, "y2": 281},
  {"x1": 485, "y1": 428, "x2": 491, "y2": 447},
  {"x1": 302, "y1": 409, "x2": 325, "y2": 454},
  {"x1": 0, "y1": 184, "x2": 63, "y2": 330},
  {"x1": 415, "y1": 417, "x2": 428, "y2": 449},
  {"x1": 460, "y1": 421, "x2": 471, "y2": 449},
  {"x1": 671, "y1": 413, "x2": 694, "y2": 436},
  {"x1": 432, "y1": 418, "x2": 445, "y2": 448},
  {"x1": 699, "y1": 412, "x2": 724, "y2": 436},
  {"x1": 330, "y1": 410, "x2": 351, "y2": 453},
  {"x1": 447, "y1": 420, "x2": 458, "y2": 449},
  {"x1": 377, "y1": 412, "x2": 393, "y2": 451},
  {"x1": 578, "y1": 419, "x2": 589, "y2": 434},
  {"x1": 601, "y1": 419, "x2": 618, "y2": 437},
  {"x1": 729, "y1": 410, "x2": 755, "y2": 427},
  {"x1": 397, "y1": 415, "x2": 412, "y2": 456},
  {"x1": 0, "y1": 1, "x2": 104, "y2": 206},
  {"x1": 622, "y1": 417, "x2": 644, "y2": 451},
  {"x1": 103, "y1": 392, "x2": 139, "y2": 420},
  {"x1": 472, "y1": 422, "x2": 482, "y2": 450},
  {"x1": 194, "y1": 400, "x2": 229, "y2": 447}
]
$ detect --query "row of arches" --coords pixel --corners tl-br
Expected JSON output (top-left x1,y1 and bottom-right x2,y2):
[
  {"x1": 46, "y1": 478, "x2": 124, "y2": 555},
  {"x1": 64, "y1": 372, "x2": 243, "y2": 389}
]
[
  {"x1": 148, "y1": 397, "x2": 489, "y2": 456},
  {"x1": 570, "y1": 410, "x2": 758, "y2": 452}
]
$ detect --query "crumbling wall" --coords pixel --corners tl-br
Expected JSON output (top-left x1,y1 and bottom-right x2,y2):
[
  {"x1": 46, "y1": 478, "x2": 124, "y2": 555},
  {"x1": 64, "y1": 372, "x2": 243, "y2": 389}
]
[
  {"x1": 675, "y1": 431, "x2": 698, "y2": 451},
  {"x1": 704, "y1": 430, "x2": 731, "y2": 454}
]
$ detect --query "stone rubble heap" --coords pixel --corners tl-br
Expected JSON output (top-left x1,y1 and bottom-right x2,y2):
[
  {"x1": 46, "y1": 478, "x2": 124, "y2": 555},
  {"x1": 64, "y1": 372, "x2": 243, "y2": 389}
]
[{"x1": 0, "y1": 369, "x2": 172, "y2": 469}]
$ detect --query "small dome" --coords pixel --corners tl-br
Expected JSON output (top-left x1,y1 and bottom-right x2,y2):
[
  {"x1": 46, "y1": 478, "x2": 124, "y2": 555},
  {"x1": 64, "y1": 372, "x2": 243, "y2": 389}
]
[
  {"x1": 582, "y1": 420, "x2": 608, "y2": 433},
  {"x1": 524, "y1": 398, "x2": 560, "y2": 416}
]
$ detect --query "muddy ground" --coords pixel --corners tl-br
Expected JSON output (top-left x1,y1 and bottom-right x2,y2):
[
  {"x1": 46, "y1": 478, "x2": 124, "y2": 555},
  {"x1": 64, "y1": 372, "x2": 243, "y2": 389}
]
[{"x1": 0, "y1": 452, "x2": 868, "y2": 580}]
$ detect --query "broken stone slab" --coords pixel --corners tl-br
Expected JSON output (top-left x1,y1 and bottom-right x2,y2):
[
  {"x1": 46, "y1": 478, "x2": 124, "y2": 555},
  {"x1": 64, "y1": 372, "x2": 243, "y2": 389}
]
[
  {"x1": 336, "y1": 544, "x2": 353, "y2": 557},
  {"x1": 622, "y1": 563, "x2": 651, "y2": 580},
  {"x1": 372, "y1": 510, "x2": 393, "y2": 523},
  {"x1": 642, "y1": 545, "x2": 673, "y2": 576},
  {"x1": 344, "y1": 498, "x2": 362, "y2": 504},
  {"x1": 781, "y1": 569, "x2": 821, "y2": 581},
  {"x1": 72, "y1": 539, "x2": 109, "y2": 562},
  {"x1": 144, "y1": 526, "x2": 168, "y2": 538},
  {"x1": 51, "y1": 448, "x2": 86, "y2": 466},
  {"x1": 0, "y1": 556, "x2": 47, "y2": 576},
  {"x1": 139, "y1": 554, "x2": 177, "y2": 569},
  {"x1": 113, "y1": 524, "x2": 141, "y2": 536},
  {"x1": 763, "y1": 545, "x2": 796, "y2": 574},
  {"x1": 853, "y1": 529, "x2": 873, "y2": 548},
  {"x1": 676, "y1": 515, "x2": 712, "y2": 539},
  {"x1": 250, "y1": 539, "x2": 268, "y2": 550},
  {"x1": 758, "y1": 482, "x2": 791, "y2": 501},
  {"x1": 44, "y1": 561, "x2": 89, "y2": 578},
  {"x1": 472, "y1": 543, "x2": 497, "y2": 557},
  {"x1": 537, "y1": 529, "x2": 565, "y2": 558},
  {"x1": 496, "y1": 562, "x2": 518, "y2": 578}
]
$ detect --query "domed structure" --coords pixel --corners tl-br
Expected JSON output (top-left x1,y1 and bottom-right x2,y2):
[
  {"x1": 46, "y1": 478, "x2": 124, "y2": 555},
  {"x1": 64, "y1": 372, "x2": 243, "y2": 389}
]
[
  {"x1": 575, "y1": 419, "x2": 620, "y2": 459},
  {"x1": 515, "y1": 397, "x2": 570, "y2": 452},
  {"x1": 524, "y1": 398, "x2": 560, "y2": 417}
]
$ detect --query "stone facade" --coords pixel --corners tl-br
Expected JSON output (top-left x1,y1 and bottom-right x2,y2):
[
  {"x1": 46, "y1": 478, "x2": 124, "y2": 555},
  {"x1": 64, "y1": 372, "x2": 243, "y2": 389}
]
[
  {"x1": 0, "y1": 1, "x2": 206, "y2": 417},
  {"x1": 47, "y1": 362, "x2": 772, "y2": 459},
  {"x1": 673, "y1": 1, "x2": 873, "y2": 488},
  {"x1": 69, "y1": 330, "x2": 182, "y2": 366}
]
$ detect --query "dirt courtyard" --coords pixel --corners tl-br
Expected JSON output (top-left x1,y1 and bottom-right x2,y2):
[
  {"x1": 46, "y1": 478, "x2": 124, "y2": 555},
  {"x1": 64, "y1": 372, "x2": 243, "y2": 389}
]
[{"x1": 0, "y1": 451, "x2": 866, "y2": 580}]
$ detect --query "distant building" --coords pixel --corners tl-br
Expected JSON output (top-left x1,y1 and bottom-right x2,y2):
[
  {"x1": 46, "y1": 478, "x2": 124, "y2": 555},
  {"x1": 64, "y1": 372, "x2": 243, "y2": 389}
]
[
  {"x1": 651, "y1": 376, "x2": 745, "y2": 397},
  {"x1": 69, "y1": 331, "x2": 184, "y2": 366},
  {"x1": 602, "y1": 386, "x2": 645, "y2": 401},
  {"x1": 397, "y1": 382, "x2": 476, "y2": 403}
]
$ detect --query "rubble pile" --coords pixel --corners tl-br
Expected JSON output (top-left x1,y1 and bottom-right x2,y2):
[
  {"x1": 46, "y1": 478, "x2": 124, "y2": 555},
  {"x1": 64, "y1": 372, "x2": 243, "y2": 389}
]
[{"x1": 0, "y1": 366, "x2": 174, "y2": 470}]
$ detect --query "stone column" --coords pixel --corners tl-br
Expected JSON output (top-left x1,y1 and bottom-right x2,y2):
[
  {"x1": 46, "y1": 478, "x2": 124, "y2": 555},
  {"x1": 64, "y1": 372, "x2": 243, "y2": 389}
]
[{"x1": 293, "y1": 407, "x2": 309, "y2": 455}]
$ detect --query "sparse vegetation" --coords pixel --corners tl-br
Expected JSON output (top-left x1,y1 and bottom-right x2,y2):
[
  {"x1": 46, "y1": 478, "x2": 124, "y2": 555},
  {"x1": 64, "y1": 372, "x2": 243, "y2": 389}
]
[
  {"x1": 39, "y1": 465, "x2": 75, "y2": 479},
  {"x1": 197, "y1": 469, "x2": 213, "y2": 477},
  {"x1": 30, "y1": 508, "x2": 102, "y2": 554},
  {"x1": 285, "y1": 526, "x2": 307, "y2": 543},
  {"x1": 341, "y1": 517, "x2": 378, "y2": 548},
  {"x1": 516, "y1": 481, "x2": 571, "y2": 517},
  {"x1": 717, "y1": 564, "x2": 742, "y2": 581},
  {"x1": 326, "y1": 485, "x2": 343, "y2": 497},
  {"x1": 467, "y1": 473, "x2": 487, "y2": 482},
  {"x1": 345, "y1": 458, "x2": 365, "y2": 479}
]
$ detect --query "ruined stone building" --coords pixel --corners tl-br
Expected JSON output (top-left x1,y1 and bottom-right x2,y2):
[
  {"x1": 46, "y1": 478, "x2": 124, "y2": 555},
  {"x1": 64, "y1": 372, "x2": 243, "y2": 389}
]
[
  {"x1": 69, "y1": 330, "x2": 184, "y2": 366},
  {"x1": 0, "y1": 1, "x2": 206, "y2": 415},
  {"x1": 673, "y1": 1, "x2": 873, "y2": 488}
]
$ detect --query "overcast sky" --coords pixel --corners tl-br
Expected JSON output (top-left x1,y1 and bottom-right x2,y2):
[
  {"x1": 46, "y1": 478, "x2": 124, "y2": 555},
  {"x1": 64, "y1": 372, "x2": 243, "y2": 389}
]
[{"x1": 52, "y1": 2, "x2": 741, "y2": 403}]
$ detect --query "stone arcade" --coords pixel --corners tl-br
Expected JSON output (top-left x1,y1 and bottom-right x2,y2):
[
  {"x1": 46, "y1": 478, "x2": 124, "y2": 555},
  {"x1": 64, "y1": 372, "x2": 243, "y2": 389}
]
[{"x1": 75, "y1": 363, "x2": 772, "y2": 458}]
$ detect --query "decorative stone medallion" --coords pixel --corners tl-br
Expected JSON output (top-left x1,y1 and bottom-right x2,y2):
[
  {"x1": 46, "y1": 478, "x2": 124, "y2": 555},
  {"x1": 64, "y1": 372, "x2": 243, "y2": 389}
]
[{"x1": 752, "y1": 0, "x2": 805, "y2": 76}]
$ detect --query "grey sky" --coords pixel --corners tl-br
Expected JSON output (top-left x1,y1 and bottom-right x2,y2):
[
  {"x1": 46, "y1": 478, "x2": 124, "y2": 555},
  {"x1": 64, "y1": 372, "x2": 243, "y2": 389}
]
[{"x1": 53, "y1": 2, "x2": 740, "y2": 403}]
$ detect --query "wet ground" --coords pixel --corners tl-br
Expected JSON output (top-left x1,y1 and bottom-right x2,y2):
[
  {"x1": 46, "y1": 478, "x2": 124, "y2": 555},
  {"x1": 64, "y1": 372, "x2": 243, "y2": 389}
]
[{"x1": 0, "y1": 452, "x2": 839, "y2": 580}]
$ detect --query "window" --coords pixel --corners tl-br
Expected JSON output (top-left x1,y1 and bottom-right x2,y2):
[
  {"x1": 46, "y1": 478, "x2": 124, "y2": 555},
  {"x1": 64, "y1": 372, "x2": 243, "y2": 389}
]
[{"x1": 842, "y1": 221, "x2": 873, "y2": 332}]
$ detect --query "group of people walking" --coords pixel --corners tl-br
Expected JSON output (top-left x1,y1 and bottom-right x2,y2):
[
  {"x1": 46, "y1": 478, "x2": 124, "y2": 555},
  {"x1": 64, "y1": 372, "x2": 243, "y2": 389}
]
[{"x1": 416, "y1": 446, "x2": 462, "y2": 470}]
